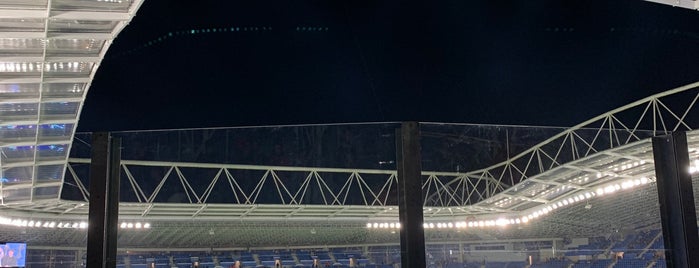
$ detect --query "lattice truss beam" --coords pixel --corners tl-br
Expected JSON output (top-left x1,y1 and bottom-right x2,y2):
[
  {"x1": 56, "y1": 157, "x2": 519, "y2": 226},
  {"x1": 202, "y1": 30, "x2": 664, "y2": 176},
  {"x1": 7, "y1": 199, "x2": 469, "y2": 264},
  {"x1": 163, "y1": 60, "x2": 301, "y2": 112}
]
[
  {"x1": 428, "y1": 82, "x2": 699, "y2": 208},
  {"x1": 4, "y1": 82, "x2": 697, "y2": 222},
  {"x1": 60, "y1": 159, "x2": 500, "y2": 220}
]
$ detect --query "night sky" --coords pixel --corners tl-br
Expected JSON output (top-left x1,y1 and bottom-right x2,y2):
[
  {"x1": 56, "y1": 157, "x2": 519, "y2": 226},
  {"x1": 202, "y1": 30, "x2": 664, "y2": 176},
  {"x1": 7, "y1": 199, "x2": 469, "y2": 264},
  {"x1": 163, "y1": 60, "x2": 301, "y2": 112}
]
[{"x1": 79, "y1": 0, "x2": 699, "y2": 131}]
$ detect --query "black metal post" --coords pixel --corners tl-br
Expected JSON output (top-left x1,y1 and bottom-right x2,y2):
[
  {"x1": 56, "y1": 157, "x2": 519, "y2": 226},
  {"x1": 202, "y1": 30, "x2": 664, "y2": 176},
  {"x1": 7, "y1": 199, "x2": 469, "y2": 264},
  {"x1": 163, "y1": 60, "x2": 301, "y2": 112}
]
[
  {"x1": 86, "y1": 132, "x2": 121, "y2": 268},
  {"x1": 396, "y1": 122, "x2": 426, "y2": 268},
  {"x1": 652, "y1": 131, "x2": 699, "y2": 268}
]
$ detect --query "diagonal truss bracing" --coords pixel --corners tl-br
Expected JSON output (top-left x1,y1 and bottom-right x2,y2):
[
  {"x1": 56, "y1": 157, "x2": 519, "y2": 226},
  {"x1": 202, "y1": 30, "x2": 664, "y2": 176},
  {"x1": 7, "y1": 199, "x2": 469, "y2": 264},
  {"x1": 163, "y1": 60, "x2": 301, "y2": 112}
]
[
  {"x1": 426, "y1": 82, "x2": 699, "y2": 206},
  {"x1": 66, "y1": 158, "x2": 493, "y2": 208},
  {"x1": 57, "y1": 82, "x2": 699, "y2": 214}
]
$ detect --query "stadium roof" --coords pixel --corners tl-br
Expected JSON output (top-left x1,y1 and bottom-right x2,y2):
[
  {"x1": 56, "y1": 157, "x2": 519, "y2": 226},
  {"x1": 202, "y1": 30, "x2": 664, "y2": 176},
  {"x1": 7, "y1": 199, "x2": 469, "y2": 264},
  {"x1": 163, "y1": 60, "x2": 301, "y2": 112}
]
[
  {"x1": 1, "y1": 0, "x2": 699, "y2": 250},
  {"x1": 0, "y1": 0, "x2": 144, "y2": 203},
  {"x1": 0, "y1": 82, "x2": 697, "y2": 249},
  {"x1": 645, "y1": 0, "x2": 699, "y2": 9}
]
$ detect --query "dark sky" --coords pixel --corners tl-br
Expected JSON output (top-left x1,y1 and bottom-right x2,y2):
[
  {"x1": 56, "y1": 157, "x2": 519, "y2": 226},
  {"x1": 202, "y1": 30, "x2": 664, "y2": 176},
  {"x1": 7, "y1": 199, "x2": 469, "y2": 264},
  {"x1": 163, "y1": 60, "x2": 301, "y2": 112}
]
[{"x1": 78, "y1": 0, "x2": 699, "y2": 131}]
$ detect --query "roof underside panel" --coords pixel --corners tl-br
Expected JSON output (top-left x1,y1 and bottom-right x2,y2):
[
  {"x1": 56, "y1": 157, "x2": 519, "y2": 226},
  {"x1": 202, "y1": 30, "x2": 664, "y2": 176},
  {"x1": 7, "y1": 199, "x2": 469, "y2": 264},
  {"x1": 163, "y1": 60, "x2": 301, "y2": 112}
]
[
  {"x1": 0, "y1": 0, "x2": 144, "y2": 204},
  {"x1": 644, "y1": 0, "x2": 698, "y2": 10}
]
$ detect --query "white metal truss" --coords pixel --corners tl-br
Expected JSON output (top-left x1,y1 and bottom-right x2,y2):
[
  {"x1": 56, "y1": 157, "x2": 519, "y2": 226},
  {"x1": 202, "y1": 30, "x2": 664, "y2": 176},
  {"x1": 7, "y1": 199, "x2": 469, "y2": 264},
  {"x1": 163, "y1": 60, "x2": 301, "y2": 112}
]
[
  {"x1": 0, "y1": 0, "x2": 145, "y2": 205},
  {"x1": 0, "y1": 90, "x2": 698, "y2": 250},
  {"x1": 645, "y1": 0, "x2": 699, "y2": 10},
  {"x1": 0, "y1": 82, "x2": 697, "y2": 227},
  {"x1": 426, "y1": 81, "x2": 699, "y2": 207},
  {"x1": 56, "y1": 159, "x2": 501, "y2": 220}
]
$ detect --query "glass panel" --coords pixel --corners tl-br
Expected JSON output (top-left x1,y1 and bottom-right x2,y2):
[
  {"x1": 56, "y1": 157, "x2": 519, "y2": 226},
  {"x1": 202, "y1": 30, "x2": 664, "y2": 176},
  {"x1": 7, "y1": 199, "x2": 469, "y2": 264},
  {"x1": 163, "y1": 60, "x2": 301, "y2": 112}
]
[
  {"x1": 0, "y1": 62, "x2": 42, "y2": 78},
  {"x1": 46, "y1": 39, "x2": 106, "y2": 57},
  {"x1": 44, "y1": 123, "x2": 678, "y2": 266},
  {"x1": 0, "y1": 83, "x2": 41, "y2": 100},
  {"x1": 0, "y1": 18, "x2": 45, "y2": 32},
  {"x1": 48, "y1": 19, "x2": 120, "y2": 33},
  {"x1": 0, "y1": 124, "x2": 36, "y2": 145},
  {"x1": 0, "y1": 0, "x2": 48, "y2": 9},
  {"x1": 1, "y1": 187, "x2": 31, "y2": 203},
  {"x1": 32, "y1": 185, "x2": 60, "y2": 199},
  {"x1": 507, "y1": 180, "x2": 536, "y2": 194},
  {"x1": 36, "y1": 144, "x2": 68, "y2": 161},
  {"x1": 43, "y1": 62, "x2": 94, "y2": 78},
  {"x1": 0, "y1": 103, "x2": 39, "y2": 122},
  {"x1": 1, "y1": 165, "x2": 33, "y2": 185},
  {"x1": 0, "y1": 145, "x2": 34, "y2": 164},
  {"x1": 481, "y1": 196, "x2": 518, "y2": 210},
  {"x1": 37, "y1": 123, "x2": 74, "y2": 142},
  {"x1": 52, "y1": 0, "x2": 134, "y2": 12},
  {"x1": 35, "y1": 164, "x2": 64, "y2": 183},
  {"x1": 0, "y1": 38, "x2": 44, "y2": 57},
  {"x1": 42, "y1": 83, "x2": 86, "y2": 98},
  {"x1": 40, "y1": 102, "x2": 80, "y2": 120},
  {"x1": 539, "y1": 185, "x2": 577, "y2": 201}
]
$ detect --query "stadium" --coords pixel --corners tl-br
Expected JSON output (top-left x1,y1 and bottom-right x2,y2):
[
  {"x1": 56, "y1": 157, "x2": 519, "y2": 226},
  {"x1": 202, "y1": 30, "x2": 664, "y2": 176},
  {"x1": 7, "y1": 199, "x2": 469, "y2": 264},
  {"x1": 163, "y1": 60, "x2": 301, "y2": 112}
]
[{"x1": 1, "y1": 0, "x2": 699, "y2": 268}]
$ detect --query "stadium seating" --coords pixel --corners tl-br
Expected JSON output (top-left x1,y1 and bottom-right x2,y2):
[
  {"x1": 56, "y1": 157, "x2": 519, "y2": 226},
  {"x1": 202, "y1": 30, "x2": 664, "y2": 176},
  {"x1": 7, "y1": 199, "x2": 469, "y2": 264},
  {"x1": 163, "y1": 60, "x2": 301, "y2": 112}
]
[
  {"x1": 615, "y1": 256, "x2": 649, "y2": 268},
  {"x1": 530, "y1": 259, "x2": 571, "y2": 268},
  {"x1": 27, "y1": 228, "x2": 678, "y2": 268},
  {"x1": 565, "y1": 237, "x2": 609, "y2": 257}
]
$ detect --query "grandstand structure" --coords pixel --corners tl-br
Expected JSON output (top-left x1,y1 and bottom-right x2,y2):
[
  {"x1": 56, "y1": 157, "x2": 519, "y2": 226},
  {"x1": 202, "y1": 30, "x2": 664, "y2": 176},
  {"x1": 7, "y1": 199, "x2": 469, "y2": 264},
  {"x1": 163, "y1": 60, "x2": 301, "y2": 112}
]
[
  {"x1": 1, "y1": 0, "x2": 699, "y2": 267},
  {"x1": 0, "y1": 83, "x2": 696, "y2": 267},
  {"x1": 1, "y1": 82, "x2": 698, "y2": 248},
  {"x1": 0, "y1": 0, "x2": 145, "y2": 215}
]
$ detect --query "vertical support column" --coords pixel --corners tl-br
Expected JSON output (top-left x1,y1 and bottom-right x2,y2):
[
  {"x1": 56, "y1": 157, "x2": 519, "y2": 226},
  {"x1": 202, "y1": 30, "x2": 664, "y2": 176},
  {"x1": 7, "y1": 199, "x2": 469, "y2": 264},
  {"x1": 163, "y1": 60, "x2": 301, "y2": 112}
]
[
  {"x1": 87, "y1": 132, "x2": 121, "y2": 268},
  {"x1": 395, "y1": 122, "x2": 426, "y2": 268},
  {"x1": 652, "y1": 131, "x2": 699, "y2": 268}
]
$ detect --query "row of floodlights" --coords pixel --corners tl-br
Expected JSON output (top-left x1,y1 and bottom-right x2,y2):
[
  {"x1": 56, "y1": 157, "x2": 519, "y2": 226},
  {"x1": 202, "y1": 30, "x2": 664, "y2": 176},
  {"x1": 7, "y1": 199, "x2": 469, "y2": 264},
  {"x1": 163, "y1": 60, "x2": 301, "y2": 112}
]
[
  {"x1": 0, "y1": 217, "x2": 87, "y2": 229},
  {"x1": 0, "y1": 216, "x2": 150, "y2": 230},
  {"x1": 119, "y1": 222, "x2": 150, "y2": 229},
  {"x1": 521, "y1": 177, "x2": 649, "y2": 222},
  {"x1": 689, "y1": 160, "x2": 699, "y2": 174},
  {"x1": 367, "y1": 176, "x2": 655, "y2": 230},
  {"x1": 366, "y1": 218, "x2": 524, "y2": 230},
  {"x1": 0, "y1": 62, "x2": 85, "y2": 73}
]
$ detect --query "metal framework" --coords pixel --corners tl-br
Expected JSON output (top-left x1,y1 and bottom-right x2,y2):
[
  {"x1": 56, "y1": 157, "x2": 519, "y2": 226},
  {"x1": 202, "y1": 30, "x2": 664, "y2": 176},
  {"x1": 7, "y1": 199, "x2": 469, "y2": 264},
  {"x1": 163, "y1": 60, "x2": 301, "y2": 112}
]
[
  {"x1": 0, "y1": 83, "x2": 696, "y2": 230},
  {"x1": 0, "y1": 0, "x2": 697, "y2": 250},
  {"x1": 0, "y1": 0, "x2": 145, "y2": 205},
  {"x1": 60, "y1": 80, "x2": 699, "y2": 213},
  {"x1": 645, "y1": 0, "x2": 699, "y2": 10},
  {"x1": 427, "y1": 82, "x2": 699, "y2": 207}
]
